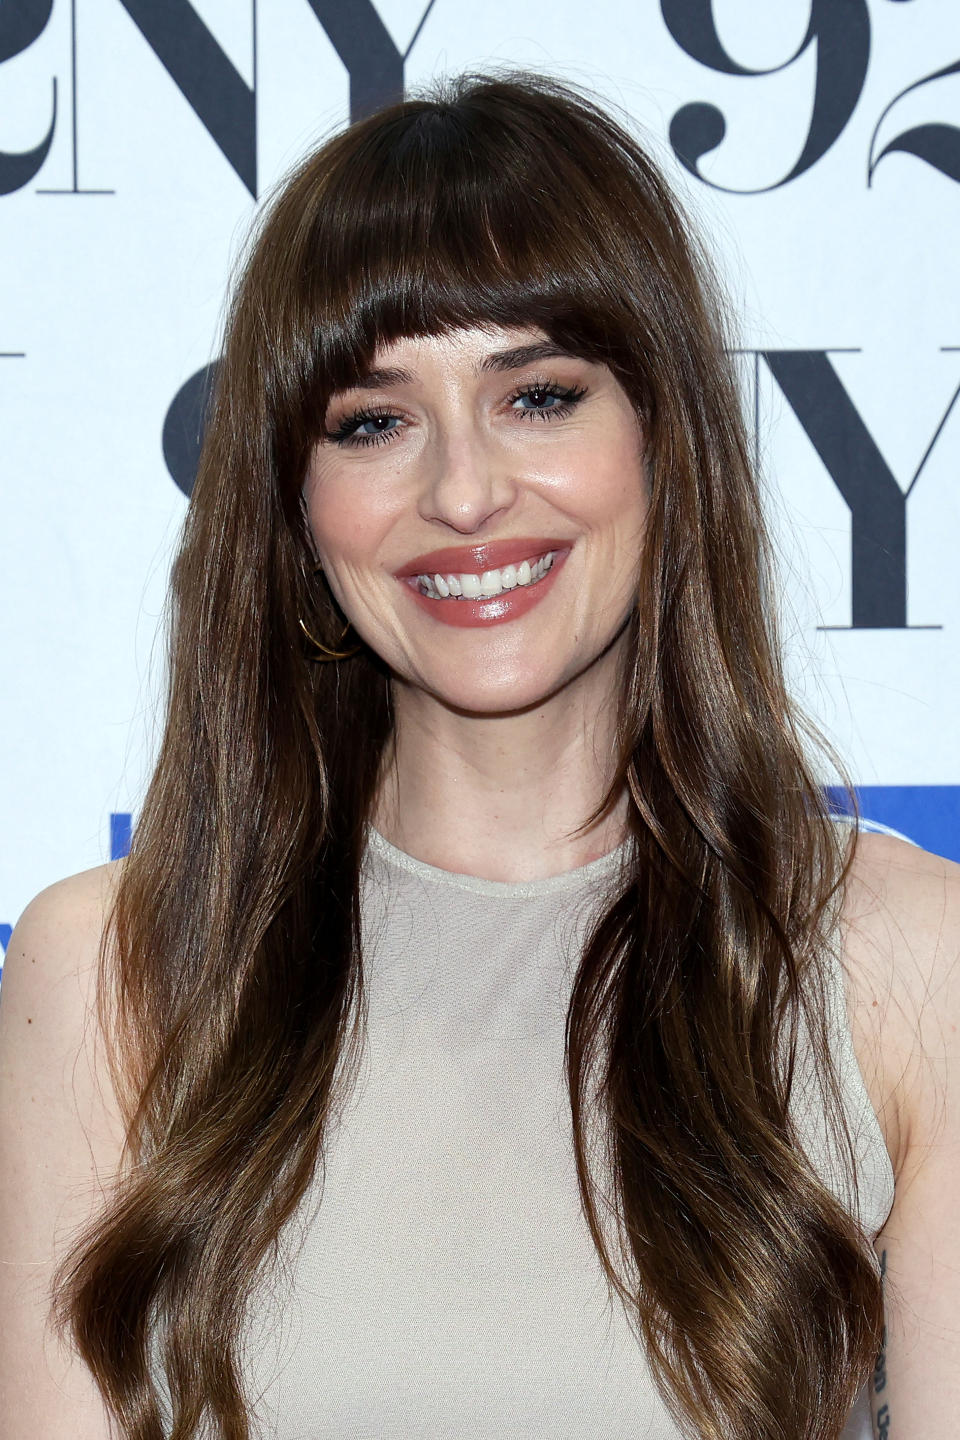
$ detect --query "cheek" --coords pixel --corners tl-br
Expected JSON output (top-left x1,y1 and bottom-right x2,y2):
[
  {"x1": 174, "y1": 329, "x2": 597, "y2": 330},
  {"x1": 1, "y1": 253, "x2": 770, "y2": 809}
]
[
  {"x1": 573, "y1": 436, "x2": 649, "y2": 537},
  {"x1": 304, "y1": 488, "x2": 349, "y2": 563},
  {"x1": 303, "y1": 464, "x2": 393, "y2": 571},
  {"x1": 581, "y1": 445, "x2": 649, "y2": 599}
]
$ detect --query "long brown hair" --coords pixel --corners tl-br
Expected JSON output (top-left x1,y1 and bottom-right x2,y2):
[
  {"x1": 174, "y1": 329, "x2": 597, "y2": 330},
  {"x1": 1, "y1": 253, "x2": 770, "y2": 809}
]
[{"x1": 52, "y1": 70, "x2": 881, "y2": 1440}]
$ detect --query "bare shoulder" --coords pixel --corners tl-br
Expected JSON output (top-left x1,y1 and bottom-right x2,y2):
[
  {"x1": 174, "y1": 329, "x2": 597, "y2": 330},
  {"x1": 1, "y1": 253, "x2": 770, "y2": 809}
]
[
  {"x1": 838, "y1": 833, "x2": 960, "y2": 1431},
  {"x1": 842, "y1": 829, "x2": 960, "y2": 965},
  {"x1": 0, "y1": 859, "x2": 129, "y2": 1183},
  {"x1": 2, "y1": 859, "x2": 124, "y2": 1035},
  {"x1": 838, "y1": 829, "x2": 960, "y2": 1174},
  {"x1": 6, "y1": 860, "x2": 124, "y2": 964},
  {"x1": 0, "y1": 862, "x2": 131, "y2": 1434}
]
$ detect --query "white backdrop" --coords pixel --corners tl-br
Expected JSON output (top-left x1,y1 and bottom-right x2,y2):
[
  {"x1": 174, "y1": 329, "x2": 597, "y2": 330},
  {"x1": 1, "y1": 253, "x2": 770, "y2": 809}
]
[
  {"x1": 2, "y1": 0, "x2": 959, "y2": 964},
  {"x1": 4, "y1": 7, "x2": 958, "y2": 1435}
]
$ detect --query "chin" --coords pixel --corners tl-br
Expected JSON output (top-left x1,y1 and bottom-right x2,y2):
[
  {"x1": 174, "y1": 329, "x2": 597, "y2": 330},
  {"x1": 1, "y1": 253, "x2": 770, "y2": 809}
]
[{"x1": 423, "y1": 663, "x2": 574, "y2": 717}]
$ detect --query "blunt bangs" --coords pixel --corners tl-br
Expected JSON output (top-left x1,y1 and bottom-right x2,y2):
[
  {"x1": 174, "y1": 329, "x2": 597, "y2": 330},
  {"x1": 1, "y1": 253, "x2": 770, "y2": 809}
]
[{"x1": 278, "y1": 80, "x2": 670, "y2": 435}]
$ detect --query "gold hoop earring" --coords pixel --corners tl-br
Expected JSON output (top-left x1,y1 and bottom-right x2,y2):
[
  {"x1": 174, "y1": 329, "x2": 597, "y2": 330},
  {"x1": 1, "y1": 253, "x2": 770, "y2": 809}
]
[
  {"x1": 298, "y1": 615, "x2": 361, "y2": 661},
  {"x1": 300, "y1": 560, "x2": 361, "y2": 660}
]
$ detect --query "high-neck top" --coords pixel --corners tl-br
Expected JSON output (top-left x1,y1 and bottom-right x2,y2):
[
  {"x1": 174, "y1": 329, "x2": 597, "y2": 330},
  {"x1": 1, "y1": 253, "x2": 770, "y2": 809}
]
[{"x1": 157, "y1": 822, "x2": 894, "y2": 1439}]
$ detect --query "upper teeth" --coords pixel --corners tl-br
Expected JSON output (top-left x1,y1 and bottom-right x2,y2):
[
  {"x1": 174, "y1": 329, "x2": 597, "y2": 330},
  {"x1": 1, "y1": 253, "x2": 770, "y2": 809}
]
[{"x1": 415, "y1": 551, "x2": 556, "y2": 600}]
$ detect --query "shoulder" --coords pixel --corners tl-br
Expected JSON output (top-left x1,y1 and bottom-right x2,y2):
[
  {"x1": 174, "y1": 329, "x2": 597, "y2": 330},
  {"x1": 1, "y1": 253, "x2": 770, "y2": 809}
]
[
  {"x1": 0, "y1": 860, "x2": 128, "y2": 1163},
  {"x1": 837, "y1": 828, "x2": 960, "y2": 1176},
  {"x1": 2, "y1": 860, "x2": 124, "y2": 1014},
  {"x1": 842, "y1": 828, "x2": 960, "y2": 967},
  {"x1": 7, "y1": 860, "x2": 123, "y2": 958},
  {"x1": 837, "y1": 832, "x2": 960, "y2": 1428},
  {"x1": 0, "y1": 865, "x2": 128, "y2": 1431},
  {"x1": 1, "y1": 856, "x2": 126, "y2": 1064}
]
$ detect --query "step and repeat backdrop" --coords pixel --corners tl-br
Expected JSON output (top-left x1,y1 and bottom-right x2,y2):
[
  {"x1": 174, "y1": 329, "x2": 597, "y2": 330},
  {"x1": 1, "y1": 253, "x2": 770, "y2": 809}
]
[{"x1": 2, "y1": 0, "x2": 959, "y2": 972}]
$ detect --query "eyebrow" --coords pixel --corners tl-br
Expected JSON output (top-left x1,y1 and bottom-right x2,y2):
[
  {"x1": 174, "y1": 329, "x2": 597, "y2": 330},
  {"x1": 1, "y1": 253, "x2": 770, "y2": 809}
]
[{"x1": 343, "y1": 342, "x2": 585, "y2": 393}]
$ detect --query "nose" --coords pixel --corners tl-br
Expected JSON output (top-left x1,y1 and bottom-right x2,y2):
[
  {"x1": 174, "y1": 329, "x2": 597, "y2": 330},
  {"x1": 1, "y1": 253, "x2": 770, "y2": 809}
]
[{"x1": 416, "y1": 424, "x2": 518, "y2": 535}]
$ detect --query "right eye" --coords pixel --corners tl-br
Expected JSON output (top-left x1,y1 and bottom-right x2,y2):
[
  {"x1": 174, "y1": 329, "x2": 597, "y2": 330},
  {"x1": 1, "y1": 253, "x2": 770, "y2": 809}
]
[{"x1": 325, "y1": 408, "x2": 404, "y2": 447}]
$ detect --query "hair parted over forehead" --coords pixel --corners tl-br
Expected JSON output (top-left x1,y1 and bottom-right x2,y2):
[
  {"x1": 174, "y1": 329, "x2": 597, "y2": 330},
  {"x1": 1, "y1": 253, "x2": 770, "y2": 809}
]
[{"x1": 230, "y1": 69, "x2": 732, "y2": 493}]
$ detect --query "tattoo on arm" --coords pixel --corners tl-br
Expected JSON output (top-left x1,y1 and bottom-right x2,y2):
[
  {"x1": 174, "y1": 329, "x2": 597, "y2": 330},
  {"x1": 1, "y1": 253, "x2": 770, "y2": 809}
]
[{"x1": 871, "y1": 1248, "x2": 890, "y2": 1440}]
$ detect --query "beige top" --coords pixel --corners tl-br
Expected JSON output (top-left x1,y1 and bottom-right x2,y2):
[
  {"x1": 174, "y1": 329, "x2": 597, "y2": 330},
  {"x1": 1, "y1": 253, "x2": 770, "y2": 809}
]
[{"x1": 156, "y1": 823, "x2": 894, "y2": 1439}]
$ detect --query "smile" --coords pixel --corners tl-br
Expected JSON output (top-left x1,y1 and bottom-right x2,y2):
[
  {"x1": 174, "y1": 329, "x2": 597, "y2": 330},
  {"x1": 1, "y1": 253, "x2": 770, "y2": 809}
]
[
  {"x1": 413, "y1": 551, "x2": 556, "y2": 600},
  {"x1": 396, "y1": 538, "x2": 570, "y2": 629}
]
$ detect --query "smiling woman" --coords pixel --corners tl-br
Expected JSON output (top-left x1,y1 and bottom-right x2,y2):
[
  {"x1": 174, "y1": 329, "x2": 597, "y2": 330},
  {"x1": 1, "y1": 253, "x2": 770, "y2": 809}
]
[
  {"x1": 304, "y1": 327, "x2": 649, "y2": 756},
  {"x1": 1, "y1": 67, "x2": 958, "y2": 1440}
]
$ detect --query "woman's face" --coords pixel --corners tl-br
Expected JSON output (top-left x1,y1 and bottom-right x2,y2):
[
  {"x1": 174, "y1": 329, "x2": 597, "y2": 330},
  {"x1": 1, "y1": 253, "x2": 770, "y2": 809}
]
[{"x1": 303, "y1": 324, "x2": 649, "y2": 716}]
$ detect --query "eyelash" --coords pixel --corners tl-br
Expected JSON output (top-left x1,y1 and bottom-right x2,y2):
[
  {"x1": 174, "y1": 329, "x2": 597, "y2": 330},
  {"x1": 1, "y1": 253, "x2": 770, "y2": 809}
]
[{"x1": 323, "y1": 379, "x2": 589, "y2": 448}]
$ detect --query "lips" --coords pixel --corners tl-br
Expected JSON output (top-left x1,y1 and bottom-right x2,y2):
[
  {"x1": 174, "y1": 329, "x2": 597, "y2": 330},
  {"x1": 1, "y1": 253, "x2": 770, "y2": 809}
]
[
  {"x1": 394, "y1": 538, "x2": 570, "y2": 578},
  {"x1": 397, "y1": 540, "x2": 570, "y2": 629}
]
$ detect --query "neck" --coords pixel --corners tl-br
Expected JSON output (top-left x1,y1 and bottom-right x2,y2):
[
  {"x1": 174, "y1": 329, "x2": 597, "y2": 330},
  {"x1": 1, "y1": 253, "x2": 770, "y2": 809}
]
[{"x1": 371, "y1": 655, "x2": 628, "y2": 883}]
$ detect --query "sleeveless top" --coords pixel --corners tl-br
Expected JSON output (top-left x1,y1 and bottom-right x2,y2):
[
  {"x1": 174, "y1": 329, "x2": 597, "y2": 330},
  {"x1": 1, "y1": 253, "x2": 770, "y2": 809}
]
[{"x1": 154, "y1": 821, "x2": 895, "y2": 1439}]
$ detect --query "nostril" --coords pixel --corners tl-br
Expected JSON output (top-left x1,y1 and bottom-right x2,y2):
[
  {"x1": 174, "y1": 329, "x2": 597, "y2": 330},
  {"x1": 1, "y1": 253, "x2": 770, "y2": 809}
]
[{"x1": 419, "y1": 476, "x2": 517, "y2": 530}]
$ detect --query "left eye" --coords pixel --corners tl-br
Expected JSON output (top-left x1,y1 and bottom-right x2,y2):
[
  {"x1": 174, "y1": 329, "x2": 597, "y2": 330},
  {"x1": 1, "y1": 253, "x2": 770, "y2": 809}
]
[
  {"x1": 515, "y1": 387, "x2": 562, "y2": 410},
  {"x1": 510, "y1": 382, "x2": 586, "y2": 419},
  {"x1": 354, "y1": 415, "x2": 401, "y2": 436}
]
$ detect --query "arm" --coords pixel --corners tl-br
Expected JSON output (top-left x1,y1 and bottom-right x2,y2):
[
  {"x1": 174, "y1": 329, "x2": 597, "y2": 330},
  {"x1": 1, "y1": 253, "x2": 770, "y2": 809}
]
[
  {"x1": 0, "y1": 865, "x2": 127, "y2": 1440},
  {"x1": 846, "y1": 834, "x2": 960, "y2": 1439}
]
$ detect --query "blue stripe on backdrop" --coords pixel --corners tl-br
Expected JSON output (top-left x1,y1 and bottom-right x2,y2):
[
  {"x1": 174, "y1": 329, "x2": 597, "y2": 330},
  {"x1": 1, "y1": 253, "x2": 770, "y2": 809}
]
[
  {"x1": 0, "y1": 794, "x2": 957, "y2": 983},
  {"x1": 110, "y1": 812, "x2": 132, "y2": 861},
  {"x1": 826, "y1": 787, "x2": 960, "y2": 864}
]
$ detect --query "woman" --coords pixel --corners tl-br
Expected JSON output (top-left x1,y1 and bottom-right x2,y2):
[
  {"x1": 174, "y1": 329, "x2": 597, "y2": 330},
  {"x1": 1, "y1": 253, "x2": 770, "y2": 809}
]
[{"x1": 1, "y1": 70, "x2": 957, "y2": 1440}]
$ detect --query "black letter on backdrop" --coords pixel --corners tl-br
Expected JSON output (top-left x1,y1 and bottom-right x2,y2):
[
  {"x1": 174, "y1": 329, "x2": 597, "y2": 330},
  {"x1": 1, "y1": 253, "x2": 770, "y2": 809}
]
[
  {"x1": 116, "y1": 0, "x2": 405, "y2": 199},
  {"x1": 868, "y1": 58, "x2": 960, "y2": 185},
  {"x1": 663, "y1": 0, "x2": 870, "y2": 190},
  {"x1": 0, "y1": 0, "x2": 56, "y2": 195},
  {"x1": 163, "y1": 363, "x2": 218, "y2": 499},
  {"x1": 161, "y1": 0, "x2": 409, "y2": 492},
  {"x1": 763, "y1": 351, "x2": 959, "y2": 628},
  {"x1": 115, "y1": 0, "x2": 257, "y2": 195},
  {"x1": 303, "y1": 0, "x2": 403, "y2": 121}
]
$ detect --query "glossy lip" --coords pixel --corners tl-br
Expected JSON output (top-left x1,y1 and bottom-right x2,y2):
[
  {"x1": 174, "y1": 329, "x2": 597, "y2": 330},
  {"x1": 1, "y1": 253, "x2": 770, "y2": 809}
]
[
  {"x1": 394, "y1": 537, "x2": 571, "y2": 579},
  {"x1": 400, "y1": 547, "x2": 569, "y2": 628}
]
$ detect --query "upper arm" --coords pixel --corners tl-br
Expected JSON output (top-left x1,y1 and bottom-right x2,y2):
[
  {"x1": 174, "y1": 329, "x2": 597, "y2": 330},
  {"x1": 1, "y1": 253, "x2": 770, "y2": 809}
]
[
  {"x1": 0, "y1": 865, "x2": 127, "y2": 1440},
  {"x1": 845, "y1": 834, "x2": 960, "y2": 1439}
]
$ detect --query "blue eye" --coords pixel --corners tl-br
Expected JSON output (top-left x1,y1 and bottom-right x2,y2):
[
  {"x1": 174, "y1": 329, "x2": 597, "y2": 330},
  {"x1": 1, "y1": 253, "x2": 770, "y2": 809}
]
[
  {"x1": 355, "y1": 414, "x2": 400, "y2": 437},
  {"x1": 326, "y1": 409, "x2": 402, "y2": 447},
  {"x1": 325, "y1": 378, "x2": 588, "y2": 448},
  {"x1": 511, "y1": 381, "x2": 587, "y2": 420},
  {"x1": 516, "y1": 388, "x2": 562, "y2": 410}
]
